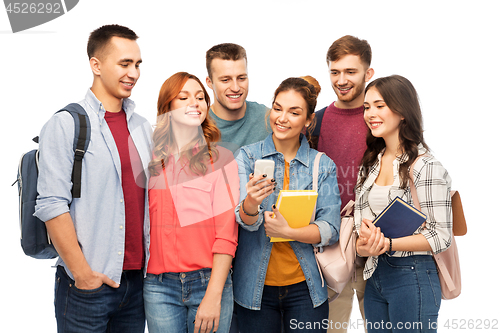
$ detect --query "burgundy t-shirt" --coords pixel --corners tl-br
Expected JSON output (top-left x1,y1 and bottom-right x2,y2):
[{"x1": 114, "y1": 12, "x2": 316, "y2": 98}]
[
  {"x1": 105, "y1": 110, "x2": 145, "y2": 270},
  {"x1": 317, "y1": 102, "x2": 367, "y2": 209}
]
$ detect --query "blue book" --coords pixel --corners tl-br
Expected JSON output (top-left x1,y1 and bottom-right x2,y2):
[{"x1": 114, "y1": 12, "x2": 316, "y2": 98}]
[{"x1": 373, "y1": 197, "x2": 427, "y2": 239}]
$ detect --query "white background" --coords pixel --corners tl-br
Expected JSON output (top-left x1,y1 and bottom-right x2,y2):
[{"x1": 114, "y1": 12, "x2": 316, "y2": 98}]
[{"x1": 1, "y1": 1, "x2": 498, "y2": 332}]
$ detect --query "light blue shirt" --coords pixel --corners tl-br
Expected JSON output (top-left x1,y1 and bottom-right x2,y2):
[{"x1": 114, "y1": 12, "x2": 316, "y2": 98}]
[
  {"x1": 233, "y1": 134, "x2": 341, "y2": 310},
  {"x1": 34, "y1": 89, "x2": 152, "y2": 284}
]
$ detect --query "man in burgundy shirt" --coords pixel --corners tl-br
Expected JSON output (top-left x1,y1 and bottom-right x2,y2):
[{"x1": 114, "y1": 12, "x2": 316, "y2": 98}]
[{"x1": 309, "y1": 35, "x2": 374, "y2": 333}]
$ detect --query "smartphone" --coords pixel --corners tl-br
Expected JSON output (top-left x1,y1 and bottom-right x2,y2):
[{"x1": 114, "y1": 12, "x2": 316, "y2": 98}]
[{"x1": 254, "y1": 159, "x2": 275, "y2": 182}]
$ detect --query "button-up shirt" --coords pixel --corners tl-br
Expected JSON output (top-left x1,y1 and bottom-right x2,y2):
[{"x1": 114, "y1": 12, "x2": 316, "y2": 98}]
[
  {"x1": 147, "y1": 146, "x2": 239, "y2": 274},
  {"x1": 233, "y1": 134, "x2": 341, "y2": 310},
  {"x1": 354, "y1": 145, "x2": 452, "y2": 280},
  {"x1": 34, "y1": 89, "x2": 152, "y2": 284}
]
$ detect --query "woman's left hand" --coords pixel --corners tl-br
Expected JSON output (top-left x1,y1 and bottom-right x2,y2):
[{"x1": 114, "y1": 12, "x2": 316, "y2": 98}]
[
  {"x1": 356, "y1": 219, "x2": 388, "y2": 257},
  {"x1": 359, "y1": 218, "x2": 374, "y2": 240},
  {"x1": 194, "y1": 293, "x2": 221, "y2": 333},
  {"x1": 264, "y1": 205, "x2": 293, "y2": 239}
]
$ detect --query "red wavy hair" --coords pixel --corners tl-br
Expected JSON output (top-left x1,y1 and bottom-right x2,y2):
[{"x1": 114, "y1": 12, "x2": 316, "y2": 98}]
[{"x1": 149, "y1": 72, "x2": 221, "y2": 176}]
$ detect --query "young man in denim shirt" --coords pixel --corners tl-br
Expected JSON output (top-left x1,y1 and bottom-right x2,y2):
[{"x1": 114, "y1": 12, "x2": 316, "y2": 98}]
[{"x1": 34, "y1": 25, "x2": 152, "y2": 333}]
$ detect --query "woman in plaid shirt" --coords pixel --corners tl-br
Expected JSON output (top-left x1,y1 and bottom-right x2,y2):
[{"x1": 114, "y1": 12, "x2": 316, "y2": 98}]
[{"x1": 355, "y1": 75, "x2": 452, "y2": 333}]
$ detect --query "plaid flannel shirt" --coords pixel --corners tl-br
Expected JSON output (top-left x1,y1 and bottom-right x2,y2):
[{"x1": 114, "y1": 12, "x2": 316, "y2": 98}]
[{"x1": 354, "y1": 145, "x2": 453, "y2": 280}]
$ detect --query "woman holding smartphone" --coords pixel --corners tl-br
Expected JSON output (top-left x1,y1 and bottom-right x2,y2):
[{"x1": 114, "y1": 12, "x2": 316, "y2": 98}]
[
  {"x1": 355, "y1": 75, "x2": 452, "y2": 332},
  {"x1": 144, "y1": 72, "x2": 239, "y2": 333},
  {"x1": 233, "y1": 76, "x2": 341, "y2": 333}
]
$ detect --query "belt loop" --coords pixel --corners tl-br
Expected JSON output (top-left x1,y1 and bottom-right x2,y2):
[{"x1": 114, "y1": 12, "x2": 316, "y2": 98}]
[
  {"x1": 158, "y1": 273, "x2": 163, "y2": 283},
  {"x1": 201, "y1": 270, "x2": 207, "y2": 287}
]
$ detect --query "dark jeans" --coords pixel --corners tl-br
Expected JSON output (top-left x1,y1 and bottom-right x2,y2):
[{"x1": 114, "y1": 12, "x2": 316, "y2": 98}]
[
  {"x1": 54, "y1": 266, "x2": 145, "y2": 333},
  {"x1": 235, "y1": 281, "x2": 328, "y2": 333},
  {"x1": 364, "y1": 254, "x2": 441, "y2": 333}
]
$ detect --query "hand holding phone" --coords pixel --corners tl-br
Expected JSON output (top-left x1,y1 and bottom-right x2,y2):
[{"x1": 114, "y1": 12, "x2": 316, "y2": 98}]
[
  {"x1": 242, "y1": 160, "x2": 276, "y2": 218},
  {"x1": 254, "y1": 159, "x2": 275, "y2": 180}
]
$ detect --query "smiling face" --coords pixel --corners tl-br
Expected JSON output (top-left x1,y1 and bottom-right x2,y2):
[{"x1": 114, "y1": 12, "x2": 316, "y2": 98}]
[
  {"x1": 91, "y1": 36, "x2": 142, "y2": 110},
  {"x1": 364, "y1": 87, "x2": 404, "y2": 145},
  {"x1": 169, "y1": 79, "x2": 208, "y2": 129},
  {"x1": 329, "y1": 54, "x2": 373, "y2": 109},
  {"x1": 206, "y1": 58, "x2": 249, "y2": 120},
  {"x1": 270, "y1": 90, "x2": 312, "y2": 146}
]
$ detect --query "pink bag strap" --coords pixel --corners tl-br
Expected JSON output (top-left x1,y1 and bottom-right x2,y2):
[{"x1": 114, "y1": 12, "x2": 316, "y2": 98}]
[
  {"x1": 408, "y1": 157, "x2": 422, "y2": 211},
  {"x1": 312, "y1": 152, "x2": 323, "y2": 192},
  {"x1": 341, "y1": 200, "x2": 355, "y2": 217},
  {"x1": 311, "y1": 152, "x2": 325, "y2": 287},
  {"x1": 408, "y1": 155, "x2": 456, "y2": 291},
  {"x1": 311, "y1": 152, "x2": 323, "y2": 222}
]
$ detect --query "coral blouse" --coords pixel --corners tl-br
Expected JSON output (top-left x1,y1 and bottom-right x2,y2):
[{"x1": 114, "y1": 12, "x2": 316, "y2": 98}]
[{"x1": 147, "y1": 146, "x2": 239, "y2": 274}]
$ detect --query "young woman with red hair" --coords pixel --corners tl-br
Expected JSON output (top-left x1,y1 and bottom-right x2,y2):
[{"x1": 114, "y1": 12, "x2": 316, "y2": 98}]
[{"x1": 144, "y1": 72, "x2": 239, "y2": 333}]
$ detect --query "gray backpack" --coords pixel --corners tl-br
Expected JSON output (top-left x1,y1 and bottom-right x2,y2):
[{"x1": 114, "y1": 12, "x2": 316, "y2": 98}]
[{"x1": 13, "y1": 103, "x2": 91, "y2": 259}]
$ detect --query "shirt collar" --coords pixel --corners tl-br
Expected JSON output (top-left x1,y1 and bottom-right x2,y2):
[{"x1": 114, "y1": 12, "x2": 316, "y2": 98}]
[
  {"x1": 262, "y1": 133, "x2": 311, "y2": 167},
  {"x1": 376, "y1": 143, "x2": 427, "y2": 165},
  {"x1": 85, "y1": 88, "x2": 136, "y2": 120}
]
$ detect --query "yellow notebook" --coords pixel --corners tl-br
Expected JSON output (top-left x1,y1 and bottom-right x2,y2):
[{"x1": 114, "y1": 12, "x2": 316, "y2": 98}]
[{"x1": 270, "y1": 190, "x2": 318, "y2": 242}]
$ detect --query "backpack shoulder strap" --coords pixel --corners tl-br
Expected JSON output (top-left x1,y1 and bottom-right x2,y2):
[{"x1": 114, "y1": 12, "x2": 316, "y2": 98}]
[
  {"x1": 312, "y1": 107, "x2": 326, "y2": 137},
  {"x1": 409, "y1": 154, "x2": 457, "y2": 291},
  {"x1": 56, "y1": 103, "x2": 91, "y2": 198},
  {"x1": 408, "y1": 155, "x2": 425, "y2": 210}
]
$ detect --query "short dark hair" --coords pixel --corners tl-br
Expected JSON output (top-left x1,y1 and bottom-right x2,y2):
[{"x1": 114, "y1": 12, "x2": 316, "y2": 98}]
[
  {"x1": 87, "y1": 24, "x2": 138, "y2": 60},
  {"x1": 326, "y1": 35, "x2": 371, "y2": 67},
  {"x1": 206, "y1": 43, "x2": 247, "y2": 79}
]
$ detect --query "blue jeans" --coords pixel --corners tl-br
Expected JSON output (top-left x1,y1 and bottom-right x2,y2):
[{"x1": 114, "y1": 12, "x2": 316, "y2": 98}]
[
  {"x1": 54, "y1": 266, "x2": 145, "y2": 333},
  {"x1": 235, "y1": 281, "x2": 329, "y2": 333},
  {"x1": 364, "y1": 255, "x2": 441, "y2": 333},
  {"x1": 143, "y1": 268, "x2": 233, "y2": 333}
]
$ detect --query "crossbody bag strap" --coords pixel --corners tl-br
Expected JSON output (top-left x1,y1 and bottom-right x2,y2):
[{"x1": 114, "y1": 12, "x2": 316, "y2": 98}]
[
  {"x1": 312, "y1": 152, "x2": 323, "y2": 192},
  {"x1": 312, "y1": 152, "x2": 325, "y2": 287},
  {"x1": 311, "y1": 152, "x2": 323, "y2": 222}
]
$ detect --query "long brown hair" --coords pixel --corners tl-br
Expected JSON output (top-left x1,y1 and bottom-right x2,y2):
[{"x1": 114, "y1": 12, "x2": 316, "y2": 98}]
[
  {"x1": 358, "y1": 75, "x2": 429, "y2": 189},
  {"x1": 149, "y1": 72, "x2": 220, "y2": 176}
]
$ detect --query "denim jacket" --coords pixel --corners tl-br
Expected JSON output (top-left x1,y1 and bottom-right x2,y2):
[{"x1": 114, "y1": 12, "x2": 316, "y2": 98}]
[{"x1": 233, "y1": 134, "x2": 341, "y2": 310}]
